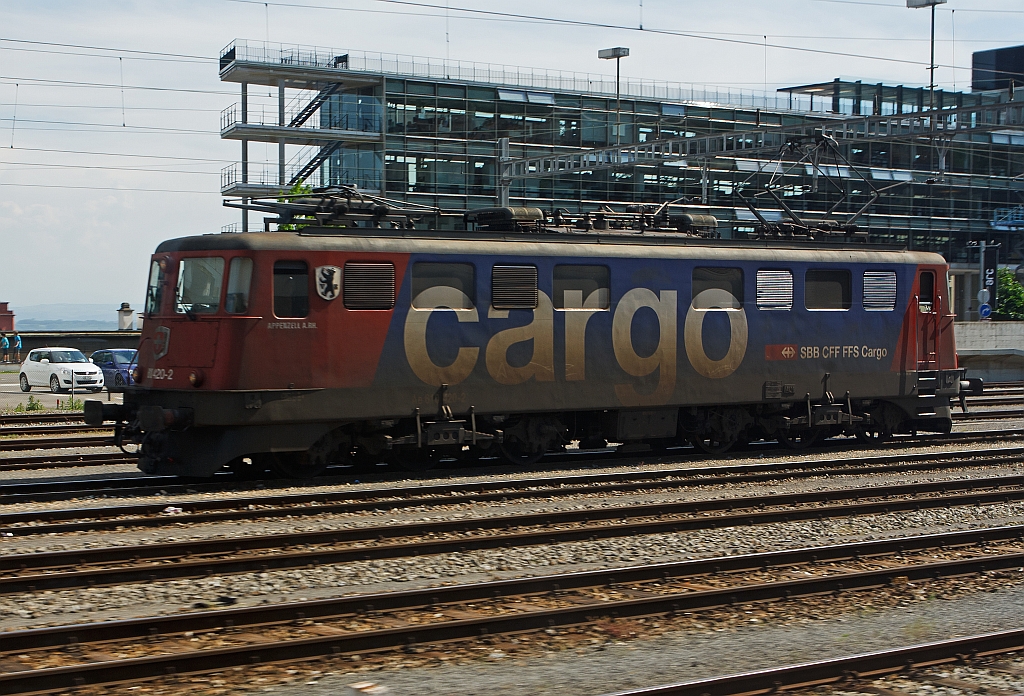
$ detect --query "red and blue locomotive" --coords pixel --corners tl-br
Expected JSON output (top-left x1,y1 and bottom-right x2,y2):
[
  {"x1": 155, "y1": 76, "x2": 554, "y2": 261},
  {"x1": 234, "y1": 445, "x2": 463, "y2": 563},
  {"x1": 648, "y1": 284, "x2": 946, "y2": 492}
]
[{"x1": 86, "y1": 195, "x2": 974, "y2": 478}]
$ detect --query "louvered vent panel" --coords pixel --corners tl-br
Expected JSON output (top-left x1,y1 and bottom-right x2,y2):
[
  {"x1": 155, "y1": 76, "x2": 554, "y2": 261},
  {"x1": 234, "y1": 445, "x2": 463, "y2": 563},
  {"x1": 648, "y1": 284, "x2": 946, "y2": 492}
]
[
  {"x1": 344, "y1": 262, "x2": 395, "y2": 309},
  {"x1": 492, "y1": 265, "x2": 538, "y2": 309},
  {"x1": 756, "y1": 270, "x2": 793, "y2": 310},
  {"x1": 863, "y1": 271, "x2": 896, "y2": 311}
]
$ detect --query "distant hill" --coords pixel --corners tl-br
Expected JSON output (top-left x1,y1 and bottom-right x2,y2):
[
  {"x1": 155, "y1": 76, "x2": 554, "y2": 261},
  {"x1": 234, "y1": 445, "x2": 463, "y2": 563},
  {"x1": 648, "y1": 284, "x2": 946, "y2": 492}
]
[
  {"x1": 11, "y1": 303, "x2": 134, "y2": 323},
  {"x1": 15, "y1": 319, "x2": 120, "y2": 332}
]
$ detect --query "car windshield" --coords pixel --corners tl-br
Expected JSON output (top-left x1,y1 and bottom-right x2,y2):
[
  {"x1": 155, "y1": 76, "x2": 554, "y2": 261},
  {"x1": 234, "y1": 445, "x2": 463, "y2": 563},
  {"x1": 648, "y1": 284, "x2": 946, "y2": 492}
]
[
  {"x1": 111, "y1": 350, "x2": 137, "y2": 366},
  {"x1": 50, "y1": 350, "x2": 89, "y2": 363}
]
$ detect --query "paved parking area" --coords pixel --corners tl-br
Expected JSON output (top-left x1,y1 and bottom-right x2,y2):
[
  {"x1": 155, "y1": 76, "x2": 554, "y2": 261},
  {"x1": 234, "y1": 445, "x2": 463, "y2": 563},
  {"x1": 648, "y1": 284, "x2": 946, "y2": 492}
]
[{"x1": 0, "y1": 370, "x2": 122, "y2": 411}]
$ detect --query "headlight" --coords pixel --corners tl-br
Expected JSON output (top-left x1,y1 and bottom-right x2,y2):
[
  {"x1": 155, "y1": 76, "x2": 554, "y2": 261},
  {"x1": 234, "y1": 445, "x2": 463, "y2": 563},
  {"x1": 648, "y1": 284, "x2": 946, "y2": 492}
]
[{"x1": 60, "y1": 368, "x2": 70, "y2": 375}]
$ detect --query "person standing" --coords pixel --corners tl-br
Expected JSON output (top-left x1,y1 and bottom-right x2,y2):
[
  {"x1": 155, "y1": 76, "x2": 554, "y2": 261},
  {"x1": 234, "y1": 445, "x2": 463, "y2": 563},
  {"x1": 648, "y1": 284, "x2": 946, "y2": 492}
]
[
  {"x1": 12, "y1": 331, "x2": 21, "y2": 363},
  {"x1": 0, "y1": 334, "x2": 8, "y2": 364}
]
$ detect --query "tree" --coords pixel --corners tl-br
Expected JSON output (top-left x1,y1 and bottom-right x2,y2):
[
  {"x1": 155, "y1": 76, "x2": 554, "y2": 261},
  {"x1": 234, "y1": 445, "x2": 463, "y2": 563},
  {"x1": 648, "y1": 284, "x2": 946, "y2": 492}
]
[{"x1": 994, "y1": 267, "x2": 1024, "y2": 321}]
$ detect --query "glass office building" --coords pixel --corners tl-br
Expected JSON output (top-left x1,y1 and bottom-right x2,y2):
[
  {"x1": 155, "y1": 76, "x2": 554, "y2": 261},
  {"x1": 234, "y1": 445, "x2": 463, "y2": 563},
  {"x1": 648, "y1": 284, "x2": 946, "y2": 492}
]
[{"x1": 219, "y1": 40, "x2": 1024, "y2": 317}]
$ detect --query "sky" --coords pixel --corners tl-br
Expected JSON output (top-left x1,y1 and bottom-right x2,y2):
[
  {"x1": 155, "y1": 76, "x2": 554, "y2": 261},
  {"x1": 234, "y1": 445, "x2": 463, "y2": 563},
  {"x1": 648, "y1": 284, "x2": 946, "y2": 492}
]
[{"x1": 0, "y1": 0, "x2": 1021, "y2": 315}]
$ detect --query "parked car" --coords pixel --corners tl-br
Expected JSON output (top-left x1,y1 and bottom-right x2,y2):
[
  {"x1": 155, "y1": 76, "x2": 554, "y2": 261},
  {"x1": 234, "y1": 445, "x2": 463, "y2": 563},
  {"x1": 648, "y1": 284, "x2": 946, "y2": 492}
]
[
  {"x1": 91, "y1": 349, "x2": 138, "y2": 390},
  {"x1": 19, "y1": 347, "x2": 105, "y2": 393}
]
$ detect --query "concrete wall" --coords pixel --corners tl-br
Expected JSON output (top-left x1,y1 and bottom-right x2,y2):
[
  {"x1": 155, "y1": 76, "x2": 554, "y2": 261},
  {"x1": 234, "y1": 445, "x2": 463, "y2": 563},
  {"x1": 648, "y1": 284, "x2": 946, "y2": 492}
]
[
  {"x1": 955, "y1": 321, "x2": 1024, "y2": 382},
  {"x1": 17, "y1": 331, "x2": 141, "y2": 357}
]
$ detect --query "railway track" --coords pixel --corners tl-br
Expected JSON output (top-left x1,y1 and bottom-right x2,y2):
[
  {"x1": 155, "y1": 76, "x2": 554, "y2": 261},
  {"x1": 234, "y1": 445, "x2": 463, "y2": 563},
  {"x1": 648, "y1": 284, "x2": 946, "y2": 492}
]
[
  {"x1": 5, "y1": 473, "x2": 1024, "y2": 593},
  {"x1": 0, "y1": 433, "x2": 114, "y2": 452},
  {"x1": 3, "y1": 445, "x2": 1024, "y2": 534},
  {"x1": 2, "y1": 526, "x2": 1024, "y2": 694},
  {"x1": 2, "y1": 436, "x2": 1024, "y2": 506},
  {"x1": 0, "y1": 419, "x2": 1022, "y2": 479},
  {"x1": 604, "y1": 631, "x2": 1024, "y2": 695},
  {"x1": 0, "y1": 451, "x2": 133, "y2": 472},
  {"x1": 0, "y1": 412, "x2": 87, "y2": 426}
]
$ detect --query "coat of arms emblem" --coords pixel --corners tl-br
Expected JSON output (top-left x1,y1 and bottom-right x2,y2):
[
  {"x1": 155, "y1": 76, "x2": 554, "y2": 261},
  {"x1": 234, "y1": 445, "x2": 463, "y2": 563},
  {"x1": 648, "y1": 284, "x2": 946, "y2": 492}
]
[
  {"x1": 316, "y1": 265, "x2": 342, "y2": 301},
  {"x1": 152, "y1": 326, "x2": 171, "y2": 361}
]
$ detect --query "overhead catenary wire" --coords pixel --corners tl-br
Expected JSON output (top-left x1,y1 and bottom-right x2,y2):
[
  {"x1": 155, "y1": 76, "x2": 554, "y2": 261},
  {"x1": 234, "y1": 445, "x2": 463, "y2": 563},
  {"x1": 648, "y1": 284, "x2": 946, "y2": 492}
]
[{"x1": 222, "y1": 0, "x2": 998, "y2": 72}]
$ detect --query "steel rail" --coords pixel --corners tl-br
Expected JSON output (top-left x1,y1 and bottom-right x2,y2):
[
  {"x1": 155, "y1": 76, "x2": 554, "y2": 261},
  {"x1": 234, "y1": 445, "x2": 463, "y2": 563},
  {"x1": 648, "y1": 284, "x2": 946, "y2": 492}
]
[
  {"x1": 4, "y1": 523, "x2": 1021, "y2": 652},
  {"x1": 0, "y1": 454, "x2": 133, "y2": 472},
  {"x1": 954, "y1": 409, "x2": 1024, "y2": 422},
  {"x1": 1, "y1": 426, "x2": 1022, "y2": 505},
  {"x1": 601, "y1": 630, "x2": 1024, "y2": 696},
  {"x1": 4, "y1": 530, "x2": 1024, "y2": 695},
  {"x1": 0, "y1": 413, "x2": 85, "y2": 426},
  {"x1": 4, "y1": 447, "x2": 1024, "y2": 536},
  {"x1": 0, "y1": 424, "x2": 110, "y2": 437},
  {"x1": 0, "y1": 434, "x2": 114, "y2": 452},
  {"x1": 5, "y1": 474, "x2": 1024, "y2": 594}
]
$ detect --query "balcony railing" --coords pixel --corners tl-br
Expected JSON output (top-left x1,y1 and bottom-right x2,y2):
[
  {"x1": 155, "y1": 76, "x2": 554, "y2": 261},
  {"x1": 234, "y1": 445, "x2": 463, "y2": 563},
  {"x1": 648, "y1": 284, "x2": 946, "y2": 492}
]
[
  {"x1": 221, "y1": 101, "x2": 383, "y2": 133},
  {"x1": 221, "y1": 39, "x2": 830, "y2": 114},
  {"x1": 992, "y1": 206, "x2": 1024, "y2": 229}
]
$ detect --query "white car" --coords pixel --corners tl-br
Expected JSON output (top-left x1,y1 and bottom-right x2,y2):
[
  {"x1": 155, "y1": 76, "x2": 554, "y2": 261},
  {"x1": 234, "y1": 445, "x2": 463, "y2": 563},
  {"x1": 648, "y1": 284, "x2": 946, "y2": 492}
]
[{"x1": 19, "y1": 347, "x2": 105, "y2": 394}]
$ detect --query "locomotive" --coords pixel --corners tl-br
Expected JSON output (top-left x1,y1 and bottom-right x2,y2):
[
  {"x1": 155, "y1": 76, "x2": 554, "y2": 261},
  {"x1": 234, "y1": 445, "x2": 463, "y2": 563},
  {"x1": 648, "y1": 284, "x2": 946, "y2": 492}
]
[{"x1": 85, "y1": 190, "x2": 978, "y2": 478}]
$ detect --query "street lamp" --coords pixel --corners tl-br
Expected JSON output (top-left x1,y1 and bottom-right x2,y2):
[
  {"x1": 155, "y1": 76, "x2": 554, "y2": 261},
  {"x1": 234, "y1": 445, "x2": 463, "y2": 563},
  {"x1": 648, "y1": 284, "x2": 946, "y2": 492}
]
[
  {"x1": 599, "y1": 47, "x2": 629, "y2": 145},
  {"x1": 907, "y1": 0, "x2": 947, "y2": 112}
]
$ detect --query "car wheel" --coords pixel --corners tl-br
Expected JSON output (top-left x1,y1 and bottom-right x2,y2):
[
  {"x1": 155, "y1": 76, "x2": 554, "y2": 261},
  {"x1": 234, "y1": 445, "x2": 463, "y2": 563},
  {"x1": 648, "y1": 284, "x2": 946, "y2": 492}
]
[
  {"x1": 19, "y1": 374, "x2": 30, "y2": 392},
  {"x1": 114, "y1": 373, "x2": 125, "y2": 387},
  {"x1": 49, "y1": 375, "x2": 64, "y2": 394}
]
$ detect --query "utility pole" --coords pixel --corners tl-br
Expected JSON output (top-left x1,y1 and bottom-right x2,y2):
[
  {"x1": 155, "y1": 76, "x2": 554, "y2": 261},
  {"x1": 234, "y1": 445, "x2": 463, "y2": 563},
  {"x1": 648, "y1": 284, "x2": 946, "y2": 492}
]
[
  {"x1": 599, "y1": 47, "x2": 629, "y2": 145},
  {"x1": 907, "y1": 0, "x2": 946, "y2": 111}
]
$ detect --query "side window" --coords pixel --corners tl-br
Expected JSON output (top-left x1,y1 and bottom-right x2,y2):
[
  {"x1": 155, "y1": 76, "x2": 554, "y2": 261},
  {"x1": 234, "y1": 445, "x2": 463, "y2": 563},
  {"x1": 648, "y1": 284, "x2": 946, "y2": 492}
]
[
  {"x1": 273, "y1": 261, "x2": 309, "y2": 318},
  {"x1": 225, "y1": 258, "x2": 254, "y2": 314},
  {"x1": 36, "y1": 351, "x2": 49, "y2": 362},
  {"x1": 692, "y1": 267, "x2": 743, "y2": 309},
  {"x1": 756, "y1": 270, "x2": 793, "y2": 310},
  {"x1": 553, "y1": 265, "x2": 610, "y2": 309},
  {"x1": 145, "y1": 259, "x2": 164, "y2": 315},
  {"x1": 491, "y1": 265, "x2": 538, "y2": 309},
  {"x1": 344, "y1": 262, "x2": 396, "y2": 309},
  {"x1": 805, "y1": 269, "x2": 852, "y2": 310},
  {"x1": 863, "y1": 271, "x2": 897, "y2": 311},
  {"x1": 411, "y1": 262, "x2": 475, "y2": 309},
  {"x1": 92, "y1": 351, "x2": 108, "y2": 364},
  {"x1": 29, "y1": 351, "x2": 41, "y2": 362},
  {"x1": 175, "y1": 257, "x2": 225, "y2": 314},
  {"x1": 919, "y1": 270, "x2": 935, "y2": 312}
]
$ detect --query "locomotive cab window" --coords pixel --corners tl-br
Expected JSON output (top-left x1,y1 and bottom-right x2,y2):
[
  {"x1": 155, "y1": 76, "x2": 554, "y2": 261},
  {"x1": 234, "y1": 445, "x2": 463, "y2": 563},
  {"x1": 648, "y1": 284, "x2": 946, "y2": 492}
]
[
  {"x1": 225, "y1": 258, "x2": 254, "y2": 314},
  {"x1": 411, "y1": 262, "x2": 475, "y2": 309},
  {"x1": 918, "y1": 271, "x2": 935, "y2": 312},
  {"x1": 756, "y1": 270, "x2": 793, "y2": 310},
  {"x1": 805, "y1": 269, "x2": 852, "y2": 310},
  {"x1": 553, "y1": 265, "x2": 610, "y2": 309},
  {"x1": 863, "y1": 271, "x2": 897, "y2": 311},
  {"x1": 175, "y1": 257, "x2": 224, "y2": 315},
  {"x1": 273, "y1": 261, "x2": 309, "y2": 318},
  {"x1": 344, "y1": 262, "x2": 396, "y2": 309},
  {"x1": 692, "y1": 267, "x2": 743, "y2": 309},
  {"x1": 145, "y1": 260, "x2": 165, "y2": 316},
  {"x1": 491, "y1": 265, "x2": 538, "y2": 309}
]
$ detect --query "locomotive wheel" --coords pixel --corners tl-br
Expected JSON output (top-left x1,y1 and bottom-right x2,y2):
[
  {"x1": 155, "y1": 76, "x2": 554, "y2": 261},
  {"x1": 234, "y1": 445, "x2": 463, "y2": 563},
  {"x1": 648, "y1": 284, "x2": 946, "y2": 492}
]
[
  {"x1": 229, "y1": 455, "x2": 270, "y2": 479},
  {"x1": 854, "y1": 426, "x2": 891, "y2": 445},
  {"x1": 391, "y1": 447, "x2": 440, "y2": 472},
  {"x1": 269, "y1": 451, "x2": 329, "y2": 479},
  {"x1": 690, "y1": 435, "x2": 736, "y2": 455},
  {"x1": 498, "y1": 440, "x2": 546, "y2": 466},
  {"x1": 778, "y1": 430, "x2": 821, "y2": 450}
]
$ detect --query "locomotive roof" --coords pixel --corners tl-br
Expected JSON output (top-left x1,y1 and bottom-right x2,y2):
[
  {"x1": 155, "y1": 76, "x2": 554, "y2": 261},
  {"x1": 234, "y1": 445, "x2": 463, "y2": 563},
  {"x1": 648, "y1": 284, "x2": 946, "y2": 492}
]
[{"x1": 156, "y1": 230, "x2": 945, "y2": 265}]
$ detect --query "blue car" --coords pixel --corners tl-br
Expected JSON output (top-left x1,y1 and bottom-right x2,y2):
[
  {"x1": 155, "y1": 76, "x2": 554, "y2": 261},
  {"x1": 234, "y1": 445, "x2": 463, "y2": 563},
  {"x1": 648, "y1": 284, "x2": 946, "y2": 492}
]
[{"x1": 90, "y1": 349, "x2": 138, "y2": 390}]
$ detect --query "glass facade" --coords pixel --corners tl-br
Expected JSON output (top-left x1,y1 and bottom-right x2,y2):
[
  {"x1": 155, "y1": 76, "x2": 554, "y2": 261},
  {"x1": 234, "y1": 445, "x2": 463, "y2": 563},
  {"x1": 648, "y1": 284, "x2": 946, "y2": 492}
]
[{"x1": 220, "y1": 41, "x2": 1024, "y2": 268}]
